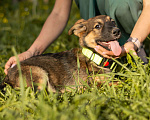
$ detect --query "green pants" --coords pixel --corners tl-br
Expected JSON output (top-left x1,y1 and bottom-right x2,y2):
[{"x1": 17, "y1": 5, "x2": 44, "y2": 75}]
[{"x1": 75, "y1": 0, "x2": 143, "y2": 46}]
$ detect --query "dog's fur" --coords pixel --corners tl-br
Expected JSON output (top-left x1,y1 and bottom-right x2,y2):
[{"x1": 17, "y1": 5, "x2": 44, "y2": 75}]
[{"x1": 0, "y1": 15, "x2": 121, "y2": 92}]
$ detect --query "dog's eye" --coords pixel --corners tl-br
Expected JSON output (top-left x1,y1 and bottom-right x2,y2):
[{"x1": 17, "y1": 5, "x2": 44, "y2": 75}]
[
  {"x1": 95, "y1": 24, "x2": 101, "y2": 29},
  {"x1": 95, "y1": 25, "x2": 101, "y2": 29}
]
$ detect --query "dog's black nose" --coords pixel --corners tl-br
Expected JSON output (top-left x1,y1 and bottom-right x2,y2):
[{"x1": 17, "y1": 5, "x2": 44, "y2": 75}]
[{"x1": 112, "y1": 28, "x2": 121, "y2": 36}]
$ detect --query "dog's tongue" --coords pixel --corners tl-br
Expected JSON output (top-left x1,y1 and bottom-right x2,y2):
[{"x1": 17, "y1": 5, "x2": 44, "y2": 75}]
[{"x1": 109, "y1": 40, "x2": 122, "y2": 56}]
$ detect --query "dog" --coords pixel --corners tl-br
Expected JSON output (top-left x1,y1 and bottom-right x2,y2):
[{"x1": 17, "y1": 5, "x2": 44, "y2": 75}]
[{"x1": 0, "y1": 15, "x2": 122, "y2": 92}]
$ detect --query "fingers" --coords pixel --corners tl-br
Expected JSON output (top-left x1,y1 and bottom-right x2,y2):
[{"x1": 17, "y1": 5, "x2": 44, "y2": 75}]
[
  {"x1": 4, "y1": 56, "x2": 17, "y2": 74},
  {"x1": 94, "y1": 45, "x2": 116, "y2": 59},
  {"x1": 130, "y1": 49, "x2": 137, "y2": 56},
  {"x1": 123, "y1": 42, "x2": 137, "y2": 56},
  {"x1": 4, "y1": 51, "x2": 33, "y2": 75}
]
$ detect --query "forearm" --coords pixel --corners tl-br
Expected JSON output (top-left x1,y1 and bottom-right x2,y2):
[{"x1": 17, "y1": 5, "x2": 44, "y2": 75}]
[
  {"x1": 28, "y1": 0, "x2": 72, "y2": 56},
  {"x1": 130, "y1": 4, "x2": 150, "y2": 43},
  {"x1": 28, "y1": 13, "x2": 68, "y2": 55}
]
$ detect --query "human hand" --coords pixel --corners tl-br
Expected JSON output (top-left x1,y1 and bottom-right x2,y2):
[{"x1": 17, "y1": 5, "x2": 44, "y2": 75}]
[
  {"x1": 4, "y1": 50, "x2": 33, "y2": 74},
  {"x1": 94, "y1": 41, "x2": 137, "y2": 59},
  {"x1": 122, "y1": 41, "x2": 137, "y2": 56}
]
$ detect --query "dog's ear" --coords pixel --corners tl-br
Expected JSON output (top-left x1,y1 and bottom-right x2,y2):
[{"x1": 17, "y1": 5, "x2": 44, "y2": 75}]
[{"x1": 68, "y1": 19, "x2": 87, "y2": 37}]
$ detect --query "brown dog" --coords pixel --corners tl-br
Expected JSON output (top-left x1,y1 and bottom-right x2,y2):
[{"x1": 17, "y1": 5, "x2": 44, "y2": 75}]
[{"x1": 1, "y1": 15, "x2": 122, "y2": 92}]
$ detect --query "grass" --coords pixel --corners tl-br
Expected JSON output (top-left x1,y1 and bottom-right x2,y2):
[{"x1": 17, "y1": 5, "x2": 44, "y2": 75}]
[{"x1": 0, "y1": 0, "x2": 150, "y2": 120}]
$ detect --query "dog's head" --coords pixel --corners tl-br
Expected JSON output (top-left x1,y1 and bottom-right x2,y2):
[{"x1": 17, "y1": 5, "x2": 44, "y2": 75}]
[{"x1": 68, "y1": 15, "x2": 122, "y2": 56}]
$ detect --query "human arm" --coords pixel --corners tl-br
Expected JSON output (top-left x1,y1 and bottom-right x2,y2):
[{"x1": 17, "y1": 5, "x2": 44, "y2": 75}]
[
  {"x1": 28, "y1": 0, "x2": 72, "y2": 56},
  {"x1": 130, "y1": 0, "x2": 150, "y2": 43},
  {"x1": 4, "y1": 0, "x2": 72, "y2": 74}
]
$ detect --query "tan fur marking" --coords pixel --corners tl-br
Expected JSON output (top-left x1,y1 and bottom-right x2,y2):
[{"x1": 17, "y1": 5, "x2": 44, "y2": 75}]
[
  {"x1": 94, "y1": 19, "x2": 104, "y2": 24},
  {"x1": 26, "y1": 66, "x2": 56, "y2": 92},
  {"x1": 105, "y1": 16, "x2": 111, "y2": 22},
  {"x1": 84, "y1": 32, "x2": 98, "y2": 48}
]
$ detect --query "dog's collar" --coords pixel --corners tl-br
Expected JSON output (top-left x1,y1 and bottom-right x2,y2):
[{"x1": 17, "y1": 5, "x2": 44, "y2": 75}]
[{"x1": 82, "y1": 48, "x2": 116, "y2": 69}]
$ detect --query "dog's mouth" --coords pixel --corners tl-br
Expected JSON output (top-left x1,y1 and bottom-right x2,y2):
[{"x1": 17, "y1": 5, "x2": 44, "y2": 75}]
[{"x1": 96, "y1": 39, "x2": 122, "y2": 56}]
